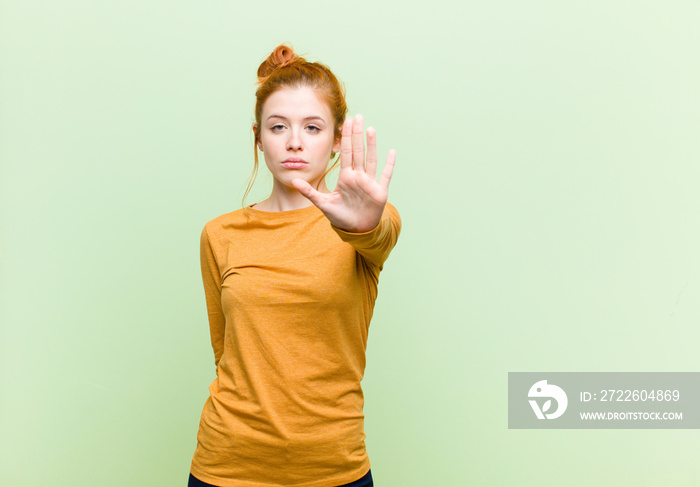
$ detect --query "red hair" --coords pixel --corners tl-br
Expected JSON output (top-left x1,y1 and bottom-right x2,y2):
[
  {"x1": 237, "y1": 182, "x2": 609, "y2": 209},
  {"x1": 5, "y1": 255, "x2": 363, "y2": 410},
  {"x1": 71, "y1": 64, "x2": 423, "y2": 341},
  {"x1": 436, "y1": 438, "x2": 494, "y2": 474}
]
[{"x1": 243, "y1": 44, "x2": 348, "y2": 207}]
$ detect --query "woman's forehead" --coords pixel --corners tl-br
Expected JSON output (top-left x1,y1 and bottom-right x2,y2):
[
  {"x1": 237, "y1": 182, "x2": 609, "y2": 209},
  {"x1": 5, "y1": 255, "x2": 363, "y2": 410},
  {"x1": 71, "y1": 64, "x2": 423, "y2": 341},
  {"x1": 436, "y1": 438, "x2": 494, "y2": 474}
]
[{"x1": 262, "y1": 86, "x2": 332, "y2": 121}]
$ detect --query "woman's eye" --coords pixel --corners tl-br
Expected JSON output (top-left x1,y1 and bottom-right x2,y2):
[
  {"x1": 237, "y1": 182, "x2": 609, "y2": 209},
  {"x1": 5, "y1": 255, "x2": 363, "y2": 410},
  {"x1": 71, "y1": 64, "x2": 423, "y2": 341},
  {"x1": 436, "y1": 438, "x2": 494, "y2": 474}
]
[{"x1": 307, "y1": 125, "x2": 320, "y2": 133}]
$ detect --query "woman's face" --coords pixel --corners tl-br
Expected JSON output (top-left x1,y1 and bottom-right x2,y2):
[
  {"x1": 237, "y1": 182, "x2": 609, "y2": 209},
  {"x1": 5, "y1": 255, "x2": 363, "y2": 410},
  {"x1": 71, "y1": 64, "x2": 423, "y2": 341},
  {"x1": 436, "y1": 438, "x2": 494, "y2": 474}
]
[{"x1": 256, "y1": 86, "x2": 341, "y2": 192}]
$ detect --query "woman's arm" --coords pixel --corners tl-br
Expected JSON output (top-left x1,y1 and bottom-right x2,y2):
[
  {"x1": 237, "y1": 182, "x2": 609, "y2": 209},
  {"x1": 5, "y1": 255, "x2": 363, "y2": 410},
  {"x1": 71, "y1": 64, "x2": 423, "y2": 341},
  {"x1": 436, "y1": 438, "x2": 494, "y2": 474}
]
[
  {"x1": 200, "y1": 225, "x2": 226, "y2": 371},
  {"x1": 331, "y1": 201, "x2": 401, "y2": 271}
]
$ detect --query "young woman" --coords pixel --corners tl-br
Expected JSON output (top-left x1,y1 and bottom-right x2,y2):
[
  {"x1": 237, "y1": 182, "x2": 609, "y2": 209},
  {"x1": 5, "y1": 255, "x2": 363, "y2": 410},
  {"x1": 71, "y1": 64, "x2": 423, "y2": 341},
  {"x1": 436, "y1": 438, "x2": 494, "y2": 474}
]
[{"x1": 188, "y1": 44, "x2": 401, "y2": 487}]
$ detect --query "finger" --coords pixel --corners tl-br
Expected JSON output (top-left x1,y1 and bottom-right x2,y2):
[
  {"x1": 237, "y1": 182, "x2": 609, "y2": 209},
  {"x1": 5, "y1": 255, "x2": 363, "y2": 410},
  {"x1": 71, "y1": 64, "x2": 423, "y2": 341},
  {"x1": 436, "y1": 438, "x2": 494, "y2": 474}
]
[
  {"x1": 351, "y1": 114, "x2": 364, "y2": 171},
  {"x1": 291, "y1": 178, "x2": 324, "y2": 206},
  {"x1": 366, "y1": 127, "x2": 377, "y2": 179},
  {"x1": 340, "y1": 118, "x2": 353, "y2": 171},
  {"x1": 378, "y1": 149, "x2": 396, "y2": 192}
]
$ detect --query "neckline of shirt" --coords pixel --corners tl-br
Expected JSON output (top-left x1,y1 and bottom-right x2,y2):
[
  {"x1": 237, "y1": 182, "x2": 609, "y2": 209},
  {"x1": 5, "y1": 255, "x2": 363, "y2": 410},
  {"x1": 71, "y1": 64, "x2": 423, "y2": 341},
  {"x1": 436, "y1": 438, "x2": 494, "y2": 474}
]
[{"x1": 245, "y1": 203, "x2": 321, "y2": 220}]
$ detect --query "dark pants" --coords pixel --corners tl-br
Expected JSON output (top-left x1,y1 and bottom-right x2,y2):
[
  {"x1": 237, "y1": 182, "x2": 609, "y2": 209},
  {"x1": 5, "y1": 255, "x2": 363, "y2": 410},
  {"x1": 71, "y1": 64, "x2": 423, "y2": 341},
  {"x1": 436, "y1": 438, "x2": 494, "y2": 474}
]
[{"x1": 188, "y1": 469, "x2": 373, "y2": 487}]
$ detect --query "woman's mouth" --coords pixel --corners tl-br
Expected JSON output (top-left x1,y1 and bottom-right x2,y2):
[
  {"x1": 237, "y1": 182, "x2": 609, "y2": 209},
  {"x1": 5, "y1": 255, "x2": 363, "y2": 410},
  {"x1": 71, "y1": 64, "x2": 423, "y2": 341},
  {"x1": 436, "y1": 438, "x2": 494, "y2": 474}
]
[{"x1": 281, "y1": 158, "x2": 308, "y2": 169}]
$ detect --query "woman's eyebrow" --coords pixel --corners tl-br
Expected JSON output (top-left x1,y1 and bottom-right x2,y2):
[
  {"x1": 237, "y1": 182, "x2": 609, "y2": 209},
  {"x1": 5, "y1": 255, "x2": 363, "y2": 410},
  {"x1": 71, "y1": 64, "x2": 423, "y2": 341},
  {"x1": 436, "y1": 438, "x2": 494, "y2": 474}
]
[{"x1": 266, "y1": 114, "x2": 326, "y2": 122}]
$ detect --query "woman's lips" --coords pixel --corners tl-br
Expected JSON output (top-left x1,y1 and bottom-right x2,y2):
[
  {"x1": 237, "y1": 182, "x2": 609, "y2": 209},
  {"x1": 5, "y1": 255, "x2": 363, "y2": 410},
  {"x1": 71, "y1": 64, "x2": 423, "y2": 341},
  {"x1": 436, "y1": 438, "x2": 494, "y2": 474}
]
[{"x1": 281, "y1": 159, "x2": 308, "y2": 169}]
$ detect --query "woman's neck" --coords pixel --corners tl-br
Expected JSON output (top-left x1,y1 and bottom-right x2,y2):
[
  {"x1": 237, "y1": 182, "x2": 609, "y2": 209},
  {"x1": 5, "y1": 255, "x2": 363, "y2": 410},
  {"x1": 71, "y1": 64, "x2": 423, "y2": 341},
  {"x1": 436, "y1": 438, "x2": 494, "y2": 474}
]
[{"x1": 253, "y1": 179, "x2": 329, "y2": 212}]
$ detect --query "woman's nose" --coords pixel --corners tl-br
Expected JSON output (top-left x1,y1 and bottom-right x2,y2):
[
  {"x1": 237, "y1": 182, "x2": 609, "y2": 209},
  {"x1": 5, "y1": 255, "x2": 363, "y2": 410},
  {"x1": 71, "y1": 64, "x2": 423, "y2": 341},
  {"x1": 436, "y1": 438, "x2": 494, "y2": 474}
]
[{"x1": 286, "y1": 130, "x2": 302, "y2": 150}]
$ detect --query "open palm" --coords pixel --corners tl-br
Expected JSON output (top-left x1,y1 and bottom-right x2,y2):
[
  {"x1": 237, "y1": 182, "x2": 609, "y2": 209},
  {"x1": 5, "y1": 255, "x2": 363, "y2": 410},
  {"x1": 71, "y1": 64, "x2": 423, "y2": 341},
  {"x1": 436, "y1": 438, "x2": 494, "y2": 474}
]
[{"x1": 292, "y1": 115, "x2": 396, "y2": 233}]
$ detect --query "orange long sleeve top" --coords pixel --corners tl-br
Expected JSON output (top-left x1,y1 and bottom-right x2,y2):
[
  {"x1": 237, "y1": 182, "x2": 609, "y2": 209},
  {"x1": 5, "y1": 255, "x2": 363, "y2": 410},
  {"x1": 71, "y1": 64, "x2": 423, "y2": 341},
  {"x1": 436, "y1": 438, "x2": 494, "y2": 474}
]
[{"x1": 190, "y1": 202, "x2": 401, "y2": 487}]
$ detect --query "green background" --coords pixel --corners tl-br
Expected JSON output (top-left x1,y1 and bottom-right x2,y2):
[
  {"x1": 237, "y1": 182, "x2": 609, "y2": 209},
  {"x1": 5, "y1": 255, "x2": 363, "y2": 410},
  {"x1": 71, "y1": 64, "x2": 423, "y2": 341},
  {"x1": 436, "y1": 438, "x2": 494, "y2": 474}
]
[{"x1": 1, "y1": 1, "x2": 699, "y2": 486}]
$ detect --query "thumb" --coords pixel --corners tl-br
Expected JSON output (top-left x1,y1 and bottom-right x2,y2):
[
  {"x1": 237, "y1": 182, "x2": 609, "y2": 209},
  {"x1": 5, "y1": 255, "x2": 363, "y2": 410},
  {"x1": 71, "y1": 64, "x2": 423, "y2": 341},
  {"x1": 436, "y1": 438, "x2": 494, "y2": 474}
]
[{"x1": 292, "y1": 178, "x2": 322, "y2": 204}]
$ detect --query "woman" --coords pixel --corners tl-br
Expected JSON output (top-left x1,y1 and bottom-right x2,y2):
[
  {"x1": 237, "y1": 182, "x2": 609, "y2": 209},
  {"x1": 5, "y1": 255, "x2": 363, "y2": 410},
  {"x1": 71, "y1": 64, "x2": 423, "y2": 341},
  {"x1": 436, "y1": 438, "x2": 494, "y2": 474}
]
[{"x1": 189, "y1": 44, "x2": 401, "y2": 487}]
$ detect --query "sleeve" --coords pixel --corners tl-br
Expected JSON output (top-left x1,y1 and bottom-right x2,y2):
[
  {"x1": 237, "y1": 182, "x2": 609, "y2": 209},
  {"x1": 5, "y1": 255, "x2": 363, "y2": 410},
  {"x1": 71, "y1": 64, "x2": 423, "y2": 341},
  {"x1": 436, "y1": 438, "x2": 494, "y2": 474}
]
[
  {"x1": 200, "y1": 225, "x2": 226, "y2": 371},
  {"x1": 330, "y1": 202, "x2": 402, "y2": 271}
]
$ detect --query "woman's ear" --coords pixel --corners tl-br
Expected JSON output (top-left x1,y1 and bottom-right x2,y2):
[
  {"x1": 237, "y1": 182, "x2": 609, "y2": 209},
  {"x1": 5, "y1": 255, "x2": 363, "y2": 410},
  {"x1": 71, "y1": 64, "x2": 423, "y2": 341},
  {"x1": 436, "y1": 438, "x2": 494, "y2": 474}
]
[
  {"x1": 332, "y1": 135, "x2": 341, "y2": 154},
  {"x1": 253, "y1": 124, "x2": 263, "y2": 152}
]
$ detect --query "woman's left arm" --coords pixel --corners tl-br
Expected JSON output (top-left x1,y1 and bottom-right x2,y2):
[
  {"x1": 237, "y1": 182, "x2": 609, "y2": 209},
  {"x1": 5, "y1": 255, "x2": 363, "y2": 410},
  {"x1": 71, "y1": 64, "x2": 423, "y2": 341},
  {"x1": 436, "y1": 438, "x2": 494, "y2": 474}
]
[{"x1": 330, "y1": 201, "x2": 401, "y2": 271}]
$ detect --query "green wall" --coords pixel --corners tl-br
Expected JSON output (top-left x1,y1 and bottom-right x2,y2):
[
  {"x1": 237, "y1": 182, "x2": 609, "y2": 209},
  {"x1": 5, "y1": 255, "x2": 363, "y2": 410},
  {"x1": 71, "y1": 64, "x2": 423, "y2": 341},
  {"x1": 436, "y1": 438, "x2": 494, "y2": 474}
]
[{"x1": 1, "y1": 1, "x2": 699, "y2": 485}]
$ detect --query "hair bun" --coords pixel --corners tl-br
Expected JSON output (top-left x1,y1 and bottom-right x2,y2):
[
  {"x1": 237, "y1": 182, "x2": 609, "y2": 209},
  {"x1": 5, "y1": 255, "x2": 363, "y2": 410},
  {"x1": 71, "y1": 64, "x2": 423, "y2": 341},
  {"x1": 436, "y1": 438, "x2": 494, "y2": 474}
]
[{"x1": 257, "y1": 44, "x2": 299, "y2": 82}]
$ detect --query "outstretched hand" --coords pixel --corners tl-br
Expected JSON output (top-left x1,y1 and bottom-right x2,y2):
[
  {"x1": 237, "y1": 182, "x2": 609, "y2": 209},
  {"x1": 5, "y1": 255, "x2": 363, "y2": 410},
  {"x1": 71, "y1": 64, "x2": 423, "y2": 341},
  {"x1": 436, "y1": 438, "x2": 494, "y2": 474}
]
[{"x1": 292, "y1": 115, "x2": 396, "y2": 233}]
